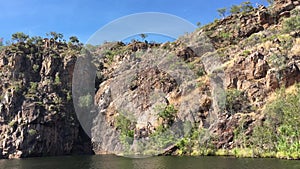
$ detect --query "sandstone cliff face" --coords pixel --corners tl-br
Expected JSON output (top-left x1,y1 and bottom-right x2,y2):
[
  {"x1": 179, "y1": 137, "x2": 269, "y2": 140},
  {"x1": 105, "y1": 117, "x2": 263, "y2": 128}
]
[
  {"x1": 0, "y1": 41, "x2": 92, "y2": 158},
  {"x1": 204, "y1": 0, "x2": 300, "y2": 48},
  {"x1": 89, "y1": 42, "x2": 204, "y2": 155},
  {"x1": 1, "y1": 0, "x2": 300, "y2": 159},
  {"x1": 89, "y1": 1, "x2": 300, "y2": 156}
]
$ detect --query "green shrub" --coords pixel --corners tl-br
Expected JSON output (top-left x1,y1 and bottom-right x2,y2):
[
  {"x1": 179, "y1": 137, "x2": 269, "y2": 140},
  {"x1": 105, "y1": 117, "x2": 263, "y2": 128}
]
[
  {"x1": 242, "y1": 50, "x2": 251, "y2": 57},
  {"x1": 78, "y1": 94, "x2": 92, "y2": 108},
  {"x1": 54, "y1": 74, "x2": 61, "y2": 85},
  {"x1": 190, "y1": 128, "x2": 216, "y2": 156},
  {"x1": 29, "y1": 82, "x2": 38, "y2": 93},
  {"x1": 267, "y1": 54, "x2": 286, "y2": 69},
  {"x1": 282, "y1": 15, "x2": 300, "y2": 33},
  {"x1": 67, "y1": 92, "x2": 72, "y2": 102},
  {"x1": 266, "y1": 86, "x2": 300, "y2": 156},
  {"x1": 13, "y1": 81, "x2": 23, "y2": 93},
  {"x1": 32, "y1": 64, "x2": 39, "y2": 72},
  {"x1": 115, "y1": 113, "x2": 135, "y2": 144},
  {"x1": 219, "y1": 32, "x2": 232, "y2": 40},
  {"x1": 250, "y1": 84, "x2": 300, "y2": 159},
  {"x1": 8, "y1": 120, "x2": 16, "y2": 127},
  {"x1": 250, "y1": 124, "x2": 277, "y2": 154},
  {"x1": 28, "y1": 129, "x2": 37, "y2": 136},
  {"x1": 225, "y1": 89, "x2": 249, "y2": 114},
  {"x1": 54, "y1": 96, "x2": 62, "y2": 105},
  {"x1": 104, "y1": 50, "x2": 114, "y2": 63},
  {"x1": 196, "y1": 67, "x2": 206, "y2": 77},
  {"x1": 157, "y1": 104, "x2": 178, "y2": 124}
]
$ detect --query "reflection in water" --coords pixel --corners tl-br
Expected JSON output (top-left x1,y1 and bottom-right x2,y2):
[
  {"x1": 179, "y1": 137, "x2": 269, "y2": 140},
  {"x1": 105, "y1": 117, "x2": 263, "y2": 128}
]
[
  {"x1": 0, "y1": 155, "x2": 299, "y2": 169},
  {"x1": 132, "y1": 156, "x2": 166, "y2": 169}
]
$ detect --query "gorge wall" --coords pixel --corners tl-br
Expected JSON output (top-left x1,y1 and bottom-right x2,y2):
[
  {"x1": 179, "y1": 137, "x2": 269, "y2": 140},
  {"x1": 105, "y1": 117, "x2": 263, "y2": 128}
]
[{"x1": 0, "y1": 0, "x2": 300, "y2": 159}]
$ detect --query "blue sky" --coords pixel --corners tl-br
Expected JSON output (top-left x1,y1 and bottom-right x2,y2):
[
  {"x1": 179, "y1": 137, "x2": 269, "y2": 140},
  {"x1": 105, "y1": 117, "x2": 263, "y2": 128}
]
[{"x1": 1, "y1": 0, "x2": 269, "y2": 44}]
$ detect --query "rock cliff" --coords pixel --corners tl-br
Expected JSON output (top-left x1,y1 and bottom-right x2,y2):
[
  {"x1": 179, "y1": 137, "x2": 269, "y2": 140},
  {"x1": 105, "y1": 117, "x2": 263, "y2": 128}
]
[
  {"x1": 1, "y1": 0, "x2": 300, "y2": 159},
  {"x1": 88, "y1": 0, "x2": 300, "y2": 158},
  {"x1": 0, "y1": 39, "x2": 93, "y2": 158}
]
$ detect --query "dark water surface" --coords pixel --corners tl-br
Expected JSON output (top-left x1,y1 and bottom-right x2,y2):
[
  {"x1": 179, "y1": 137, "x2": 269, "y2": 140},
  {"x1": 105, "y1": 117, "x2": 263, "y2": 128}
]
[{"x1": 0, "y1": 155, "x2": 299, "y2": 169}]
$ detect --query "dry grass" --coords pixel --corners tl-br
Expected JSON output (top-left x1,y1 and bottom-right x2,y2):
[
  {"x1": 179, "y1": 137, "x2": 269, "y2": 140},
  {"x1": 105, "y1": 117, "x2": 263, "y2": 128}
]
[
  {"x1": 262, "y1": 83, "x2": 298, "y2": 112},
  {"x1": 291, "y1": 38, "x2": 300, "y2": 56},
  {"x1": 257, "y1": 40, "x2": 277, "y2": 51}
]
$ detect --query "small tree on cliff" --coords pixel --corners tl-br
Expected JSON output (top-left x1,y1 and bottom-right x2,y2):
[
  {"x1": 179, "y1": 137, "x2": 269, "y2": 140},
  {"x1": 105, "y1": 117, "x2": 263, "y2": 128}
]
[
  {"x1": 230, "y1": 5, "x2": 241, "y2": 14},
  {"x1": 241, "y1": 1, "x2": 254, "y2": 12},
  {"x1": 196, "y1": 22, "x2": 202, "y2": 27},
  {"x1": 69, "y1": 36, "x2": 80, "y2": 44},
  {"x1": 11, "y1": 32, "x2": 29, "y2": 43},
  {"x1": 68, "y1": 36, "x2": 82, "y2": 47},
  {"x1": 217, "y1": 8, "x2": 227, "y2": 18},
  {"x1": 139, "y1": 33, "x2": 148, "y2": 41},
  {"x1": 28, "y1": 36, "x2": 43, "y2": 45},
  {"x1": 0, "y1": 38, "x2": 3, "y2": 46},
  {"x1": 0, "y1": 38, "x2": 3, "y2": 50},
  {"x1": 266, "y1": 0, "x2": 274, "y2": 5},
  {"x1": 46, "y1": 32, "x2": 64, "y2": 41}
]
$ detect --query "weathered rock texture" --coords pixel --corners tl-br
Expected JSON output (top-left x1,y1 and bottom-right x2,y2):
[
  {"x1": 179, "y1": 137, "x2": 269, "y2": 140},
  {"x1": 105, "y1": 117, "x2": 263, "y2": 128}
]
[
  {"x1": 89, "y1": 0, "x2": 300, "y2": 155},
  {"x1": 0, "y1": 40, "x2": 92, "y2": 158},
  {"x1": 1, "y1": 0, "x2": 300, "y2": 158}
]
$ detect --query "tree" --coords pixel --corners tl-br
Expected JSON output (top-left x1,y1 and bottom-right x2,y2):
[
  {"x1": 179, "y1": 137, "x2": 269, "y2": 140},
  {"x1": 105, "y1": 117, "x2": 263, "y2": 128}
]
[
  {"x1": 230, "y1": 5, "x2": 241, "y2": 14},
  {"x1": 217, "y1": 8, "x2": 227, "y2": 18},
  {"x1": 69, "y1": 36, "x2": 80, "y2": 44},
  {"x1": 27, "y1": 36, "x2": 43, "y2": 44},
  {"x1": 266, "y1": 0, "x2": 274, "y2": 5},
  {"x1": 241, "y1": 1, "x2": 254, "y2": 12},
  {"x1": 196, "y1": 22, "x2": 201, "y2": 27},
  {"x1": 0, "y1": 38, "x2": 3, "y2": 46},
  {"x1": 46, "y1": 32, "x2": 63, "y2": 41},
  {"x1": 11, "y1": 32, "x2": 29, "y2": 43},
  {"x1": 139, "y1": 33, "x2": 148, "y2": 40}
]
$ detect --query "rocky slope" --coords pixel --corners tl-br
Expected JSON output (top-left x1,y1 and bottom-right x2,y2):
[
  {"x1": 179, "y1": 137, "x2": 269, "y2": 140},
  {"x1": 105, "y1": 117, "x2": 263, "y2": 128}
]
[
  {"x1": 88, "y1": 0, "x2": 300, "y2": 158},
  {"x1": 0, "y1": 0, "x2": 300, "y2": 159}
]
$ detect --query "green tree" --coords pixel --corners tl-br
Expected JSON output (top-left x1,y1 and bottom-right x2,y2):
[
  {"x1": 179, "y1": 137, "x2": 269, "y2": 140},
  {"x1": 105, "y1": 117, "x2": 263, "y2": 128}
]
[
  {"x1": 11, "y1": 32, "x2": 29, "y2": 42},
  {"x1": 283, "y1": 15, "x2": 300, "y2": 33},
  {"x1": 69, "y1": 36, "x2": 80, "y2": 44},
  {"x1": 139, "y1": 33, "x2": 148, "y2": 40},
  {"x1": 258, "y1": 85, "x2": 300, "y2": 158},
  {"x1": 46, "y1": 32, "x2": 63, "y2": 41},
  {"x1": 0, "y1": 38, "x2": 3, "y2": 50},
  {"x1": 266, "y1": 0, "x2": 274, "y2": 5},
  {"x1": 217, "y1": 8, "x2": 227, "y2": 18},
  {"x1": 27, "y1": 36, "x2": 43, "y2": 44},
  {"x1": 241, "y1": 1, "x2": 254, "y2": 12},
  {"x1": 230, "y1": 5, "x2": 241, "y2": 14},
  {"x1": 196, "y1": 22, "x2": 201, "y2": 27}
]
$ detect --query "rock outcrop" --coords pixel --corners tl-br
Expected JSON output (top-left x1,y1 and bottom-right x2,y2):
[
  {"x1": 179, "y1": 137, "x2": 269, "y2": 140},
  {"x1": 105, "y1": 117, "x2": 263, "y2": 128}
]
[
  {"x1": 0, "y1": 40, "x2": 92, "y2": 158},
  {"x1": 1, "y1": 0, "x2": 300, "y2": 159},
  {"x1": 204, "y1": 0, "x2": 300, "y2": 48},
  {"x1": 89, "y1": 0, "x2": 300, "y2": 156}
]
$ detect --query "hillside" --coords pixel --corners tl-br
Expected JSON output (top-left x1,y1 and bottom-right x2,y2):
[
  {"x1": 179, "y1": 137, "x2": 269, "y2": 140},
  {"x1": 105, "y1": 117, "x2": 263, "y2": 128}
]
[{"x1": 1, "y1": 0, "x2": 300, "y2": 159}]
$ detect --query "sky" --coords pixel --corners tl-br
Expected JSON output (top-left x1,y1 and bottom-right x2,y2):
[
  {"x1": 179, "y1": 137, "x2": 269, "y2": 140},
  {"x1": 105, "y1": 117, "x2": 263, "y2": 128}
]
[{"x1": 1, "y1": 0, "x2": 269, "y2": 44}]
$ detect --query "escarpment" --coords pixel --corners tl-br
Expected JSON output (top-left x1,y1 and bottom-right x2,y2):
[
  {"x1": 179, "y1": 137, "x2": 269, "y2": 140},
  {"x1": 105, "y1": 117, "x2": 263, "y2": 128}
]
[{"x1": 1, "y1": 0, "x2": 300, "y2": 159}]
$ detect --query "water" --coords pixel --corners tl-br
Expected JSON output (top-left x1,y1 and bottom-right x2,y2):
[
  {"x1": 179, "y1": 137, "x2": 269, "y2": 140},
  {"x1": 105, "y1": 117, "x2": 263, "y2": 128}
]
[{"x1": 0, "y1": 155, "x2": 299, "y2": 169}]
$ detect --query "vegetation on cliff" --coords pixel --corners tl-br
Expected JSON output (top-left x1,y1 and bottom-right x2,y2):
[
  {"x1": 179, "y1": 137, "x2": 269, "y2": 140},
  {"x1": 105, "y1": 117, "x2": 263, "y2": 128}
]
[
  {"x1": 0, "y1": 32, "x2": 92, "y2": 158},
  {"x1": 172, "y1": 0, "x2": 300, "y2": 159},
  {"x1": 1, "y1": 0, "x2": 300, "y2": 160}
]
